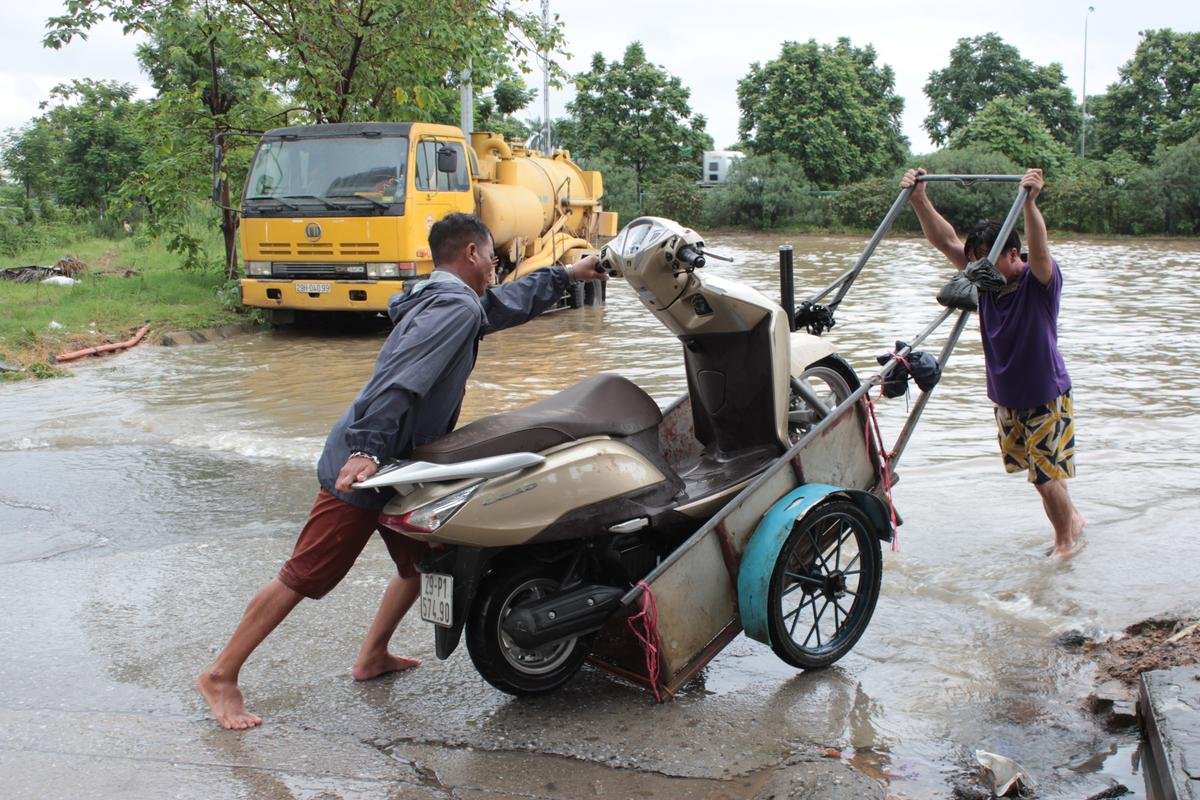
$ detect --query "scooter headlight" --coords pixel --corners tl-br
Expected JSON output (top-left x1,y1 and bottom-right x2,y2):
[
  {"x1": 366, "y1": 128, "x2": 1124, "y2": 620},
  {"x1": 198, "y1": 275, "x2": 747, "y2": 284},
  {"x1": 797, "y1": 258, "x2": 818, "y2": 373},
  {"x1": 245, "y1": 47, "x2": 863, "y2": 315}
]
[{"x1": 390, "y1": 483, "x2": 480, "y2": 534}]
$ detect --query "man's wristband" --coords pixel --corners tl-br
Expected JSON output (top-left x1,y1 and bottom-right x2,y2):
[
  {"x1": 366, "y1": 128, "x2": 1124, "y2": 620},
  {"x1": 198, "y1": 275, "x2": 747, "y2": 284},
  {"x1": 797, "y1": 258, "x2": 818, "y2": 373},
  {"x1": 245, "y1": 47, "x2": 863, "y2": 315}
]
[
  {"x1": 349, "y1": 451, "x2": 380, "y2": 467},
  {"x1": 565, "y1": 264, "x2": 577, "y2": 283}
]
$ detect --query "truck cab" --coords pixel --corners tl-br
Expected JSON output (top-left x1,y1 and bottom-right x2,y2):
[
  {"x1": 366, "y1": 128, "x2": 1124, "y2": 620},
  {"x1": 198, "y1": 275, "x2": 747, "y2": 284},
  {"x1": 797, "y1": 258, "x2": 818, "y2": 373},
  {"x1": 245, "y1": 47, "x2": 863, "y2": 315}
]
[{"x1": 238, "y1": 122, "x2": 474, "y2": 317}]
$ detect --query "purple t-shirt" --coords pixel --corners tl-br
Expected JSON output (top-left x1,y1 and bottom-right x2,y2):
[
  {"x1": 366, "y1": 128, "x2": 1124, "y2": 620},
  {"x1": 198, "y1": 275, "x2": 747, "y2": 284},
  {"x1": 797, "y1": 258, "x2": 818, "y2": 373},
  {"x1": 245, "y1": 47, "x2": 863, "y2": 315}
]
[{"x1": 977, "y1": 258, "x2": 1072, "y2": 409}]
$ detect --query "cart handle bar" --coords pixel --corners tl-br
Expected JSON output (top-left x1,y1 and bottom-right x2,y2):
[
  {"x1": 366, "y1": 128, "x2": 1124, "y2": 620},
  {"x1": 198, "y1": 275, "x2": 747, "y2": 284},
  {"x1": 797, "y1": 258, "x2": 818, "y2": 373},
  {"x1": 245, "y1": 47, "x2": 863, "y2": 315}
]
[{"x1": 815, "y1": 173, "x2": 1027, "y2": 312}]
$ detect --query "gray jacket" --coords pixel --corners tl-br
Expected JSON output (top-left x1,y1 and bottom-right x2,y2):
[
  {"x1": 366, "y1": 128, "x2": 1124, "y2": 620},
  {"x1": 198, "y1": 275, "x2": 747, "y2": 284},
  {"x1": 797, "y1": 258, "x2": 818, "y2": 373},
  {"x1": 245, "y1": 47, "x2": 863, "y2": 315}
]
[{"x1": 317, "y1": 267, "x2": 571, "y2": 508}]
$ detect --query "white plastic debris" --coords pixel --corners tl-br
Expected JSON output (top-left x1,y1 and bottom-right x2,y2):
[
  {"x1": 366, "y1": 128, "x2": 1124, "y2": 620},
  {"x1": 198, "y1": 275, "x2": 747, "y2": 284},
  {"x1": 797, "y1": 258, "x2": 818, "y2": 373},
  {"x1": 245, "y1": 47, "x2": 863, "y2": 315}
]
[
  {"x1": 41, "y1": 275, "x2": 76, "y2": 286},
  {"x1": 47, "y1": 320, "x2": 64, "y2": 330},
  {"x1": 975, "y1": 750, "x2": 1036, "y2": 796}
]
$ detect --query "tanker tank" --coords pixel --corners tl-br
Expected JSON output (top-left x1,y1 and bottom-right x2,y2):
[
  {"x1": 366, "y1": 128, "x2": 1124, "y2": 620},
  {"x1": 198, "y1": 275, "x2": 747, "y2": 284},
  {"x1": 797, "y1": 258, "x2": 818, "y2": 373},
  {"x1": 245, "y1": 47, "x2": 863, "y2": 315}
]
[{"x1": 470, "y1": 133, "x2": 618, "y2": 283}]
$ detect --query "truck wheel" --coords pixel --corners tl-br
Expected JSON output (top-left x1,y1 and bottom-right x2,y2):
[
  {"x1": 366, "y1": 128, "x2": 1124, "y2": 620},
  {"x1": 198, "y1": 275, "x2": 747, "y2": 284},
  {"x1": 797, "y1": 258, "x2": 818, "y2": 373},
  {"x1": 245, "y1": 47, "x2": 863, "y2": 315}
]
[
  {"x1": 567, "y1": 281, "x2": 586, "y2": 309},
  {"x1": 269, "y1": 309, "x2": 296, "y2": 326},
  {"x1": 466, "y1": 561, "x2": 591, "y2": 695},
  {"x1": 766, "y1": 500, "x2": 882, "y2": 670},
  {"x1": 584, "y1": 279, "x2": 605, "y2": 306}
]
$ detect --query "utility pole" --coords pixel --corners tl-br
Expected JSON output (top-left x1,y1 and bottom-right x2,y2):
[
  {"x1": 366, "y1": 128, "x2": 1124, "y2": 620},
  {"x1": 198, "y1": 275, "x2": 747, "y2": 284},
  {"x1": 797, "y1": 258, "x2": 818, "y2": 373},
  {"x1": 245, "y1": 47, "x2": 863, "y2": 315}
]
[
  {"x1": 541, "y1": 0, "x2": 552, "y2": 153},
  {"x1": 1081, "y1": 5, "x2": 1094, "y2": 158},
  {"x1": 460, "y1": 58, "x2": 473, "y2": 136}
]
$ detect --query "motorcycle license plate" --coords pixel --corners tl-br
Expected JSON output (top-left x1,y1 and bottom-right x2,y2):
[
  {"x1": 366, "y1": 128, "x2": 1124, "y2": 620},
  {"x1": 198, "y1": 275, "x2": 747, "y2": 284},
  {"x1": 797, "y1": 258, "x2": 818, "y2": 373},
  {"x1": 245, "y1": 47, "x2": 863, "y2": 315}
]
[
  {"x1": 419, "y1": 573, "x2": 453, "y2": 628},
  {"x1": 295, "y1": 282, "x2": 331, "y2": 294}
]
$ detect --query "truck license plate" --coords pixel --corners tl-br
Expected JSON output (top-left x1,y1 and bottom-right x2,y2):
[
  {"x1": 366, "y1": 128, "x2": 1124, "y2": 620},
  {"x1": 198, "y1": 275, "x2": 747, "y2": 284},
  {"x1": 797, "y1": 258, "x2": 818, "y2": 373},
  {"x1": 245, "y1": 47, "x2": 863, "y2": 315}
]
[
  {"x1": 295, "y1": 282, "x2": 331, "y2": 294},
  {"x1": 419, "y1": 573, "x2": 453, "y2": 628}
]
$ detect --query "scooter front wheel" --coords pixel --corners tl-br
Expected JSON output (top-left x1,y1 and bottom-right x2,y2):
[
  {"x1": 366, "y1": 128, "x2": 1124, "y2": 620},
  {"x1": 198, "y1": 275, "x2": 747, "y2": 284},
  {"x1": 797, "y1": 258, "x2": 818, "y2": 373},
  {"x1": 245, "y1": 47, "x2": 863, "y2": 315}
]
[
  {"x1": 767, "y1": 500, "x2": 882, "y2": 669},
  {"x1": 466, "y1": 562, "x2": 592, "y2": 695}
]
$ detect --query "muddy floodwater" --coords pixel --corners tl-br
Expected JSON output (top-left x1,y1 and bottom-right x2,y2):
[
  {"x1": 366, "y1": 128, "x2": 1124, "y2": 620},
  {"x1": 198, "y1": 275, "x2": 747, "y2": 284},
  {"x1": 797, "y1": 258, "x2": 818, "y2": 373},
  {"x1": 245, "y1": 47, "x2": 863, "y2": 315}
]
[{"x1": 2, "y1": 231, "x2": 1199, "y2": 799}]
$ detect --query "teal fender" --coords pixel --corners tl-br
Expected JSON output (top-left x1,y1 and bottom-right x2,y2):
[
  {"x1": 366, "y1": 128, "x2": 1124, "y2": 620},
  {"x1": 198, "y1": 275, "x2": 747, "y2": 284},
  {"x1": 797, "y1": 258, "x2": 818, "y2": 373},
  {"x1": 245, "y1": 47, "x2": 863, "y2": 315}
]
[{"x1": 738, "y1": 484, "x2": 892, "y2": 646}]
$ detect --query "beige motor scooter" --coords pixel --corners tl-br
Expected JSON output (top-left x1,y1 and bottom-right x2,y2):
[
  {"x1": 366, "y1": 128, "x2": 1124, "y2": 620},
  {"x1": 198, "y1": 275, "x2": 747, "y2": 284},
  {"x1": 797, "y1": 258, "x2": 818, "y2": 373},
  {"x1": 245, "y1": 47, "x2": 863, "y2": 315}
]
[{"x1": 356, "y1": 217, "x2": 859, "y2": 694}]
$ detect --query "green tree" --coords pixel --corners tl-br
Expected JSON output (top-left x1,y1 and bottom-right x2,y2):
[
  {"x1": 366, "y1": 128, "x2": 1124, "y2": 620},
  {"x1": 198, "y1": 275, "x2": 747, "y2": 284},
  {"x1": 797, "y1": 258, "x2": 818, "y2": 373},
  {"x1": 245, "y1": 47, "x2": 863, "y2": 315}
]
[
  {"x1": 46, "y1": 0, "x2": 562, "y2": 124},
  {"x1": 36, "y1": 80, "x2": 146, "y2": 218},
  {"x1": 574, "y1": 153, "x2": 638, "y2": 222},
  {"x1": 924, "y1": 33, "x2": 1079, "y2": 147},
  {"x1": 736, "y1": 38, "x2": 907, "y2": 188},
  {"x1": 1089, "y1": 29, "x2": 1200, "y2": 163},
  {"x1": 1152, "y1": 134, "x2": 1200, "y2": 234},
  {"x1": 1040, "y1": 150, "x2": 1148, "y2": 234},
  {"x1": 46, "y1": 1, "x2": 557, "y2": 272},
  {"x1": 567, "y1": 42, "x2": 713, "y2": 208},
  {"x1": 475, "y1": 76, "x2": 537, "y2": 143},
  {"x1": 702, "y1": 154, "x2": 828, "y2": 229},
  {"x1": 950, "y1": 97, "x2": 1071, "y2": 172},
  {"x1": 643, "y1": 174, "x2": 704, "y2": 228},
  {"x1": 128, "y1": 4, "x2": 279, "y2": 273},
  {"x1": 1, "y1": 119, "x2": 60, "y2": 200}
]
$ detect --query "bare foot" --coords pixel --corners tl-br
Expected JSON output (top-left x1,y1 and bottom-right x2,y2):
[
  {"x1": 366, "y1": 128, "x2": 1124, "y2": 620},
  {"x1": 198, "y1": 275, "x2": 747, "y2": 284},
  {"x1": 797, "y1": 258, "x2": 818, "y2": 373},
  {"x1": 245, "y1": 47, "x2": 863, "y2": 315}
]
[
  {"x1": 352, "y1": 653, "x2": 421, "y2": 681},
  {"x1": 1049, "y1": 537, "x2": 1086, "y2": 560},
  {"x1": 1046, "y1": 514, "x2": 1088, "y2": 559},
  {"x1": 197, "y1": 667, "x2": 262, "y2": 730}
]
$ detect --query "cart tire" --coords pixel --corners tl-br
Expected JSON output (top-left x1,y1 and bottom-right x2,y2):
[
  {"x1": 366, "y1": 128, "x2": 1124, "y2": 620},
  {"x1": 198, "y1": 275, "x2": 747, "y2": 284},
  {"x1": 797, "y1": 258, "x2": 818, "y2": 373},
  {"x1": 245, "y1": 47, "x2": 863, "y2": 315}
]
[
  {"x1": 466, "y1": 561, "x2": 591, "y2": 695},
  {"x1": 789, "y1": 357, "x2": 855, "y2": 442},
  {"x1": 767, "y1": 500, "x2": 882, "y2": 669}
]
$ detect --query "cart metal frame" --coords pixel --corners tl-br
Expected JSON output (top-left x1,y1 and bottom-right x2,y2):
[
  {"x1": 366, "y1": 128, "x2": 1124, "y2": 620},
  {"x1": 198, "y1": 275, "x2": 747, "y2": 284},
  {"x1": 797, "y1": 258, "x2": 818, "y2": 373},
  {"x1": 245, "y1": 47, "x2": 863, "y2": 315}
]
[{"x1": 588, "y1": 174, "x2": 1029, "y2": 697}]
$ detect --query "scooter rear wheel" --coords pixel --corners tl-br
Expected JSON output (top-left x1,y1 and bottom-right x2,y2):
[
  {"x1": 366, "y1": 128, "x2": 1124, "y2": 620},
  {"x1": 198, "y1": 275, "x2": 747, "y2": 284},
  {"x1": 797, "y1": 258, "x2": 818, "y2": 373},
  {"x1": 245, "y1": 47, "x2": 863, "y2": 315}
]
[
  {"x1": 767, "y1": 500, "x2": 882, "y2": 669},
  {"x1": 466, "y1": 561, "x2": 592, "y2": 695},
  {"x1": 789, "y1": 358, "x2": 855, "y2": 443}
]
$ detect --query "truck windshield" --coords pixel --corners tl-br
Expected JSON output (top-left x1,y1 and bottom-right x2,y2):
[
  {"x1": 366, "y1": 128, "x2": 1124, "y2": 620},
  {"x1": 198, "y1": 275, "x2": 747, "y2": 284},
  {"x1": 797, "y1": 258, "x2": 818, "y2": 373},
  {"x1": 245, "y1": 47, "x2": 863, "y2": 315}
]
[{"x1": 244, "y1": 134, "x2": 407, "y2": 211}]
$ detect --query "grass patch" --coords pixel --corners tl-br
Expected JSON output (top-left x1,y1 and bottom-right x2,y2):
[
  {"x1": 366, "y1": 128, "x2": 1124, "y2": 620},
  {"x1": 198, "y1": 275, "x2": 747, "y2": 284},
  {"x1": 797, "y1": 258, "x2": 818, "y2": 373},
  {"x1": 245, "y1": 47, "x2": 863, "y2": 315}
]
[{"x1": 0, "y1": 230, "x2": 252, "y2": 376}]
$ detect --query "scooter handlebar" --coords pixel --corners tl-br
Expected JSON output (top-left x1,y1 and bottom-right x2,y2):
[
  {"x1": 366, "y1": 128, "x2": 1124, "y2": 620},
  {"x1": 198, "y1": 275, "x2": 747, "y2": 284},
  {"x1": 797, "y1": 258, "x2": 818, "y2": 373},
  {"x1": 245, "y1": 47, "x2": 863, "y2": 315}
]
[{"x1": 677, "y1": 244, "x2": 705, "y2": 269}]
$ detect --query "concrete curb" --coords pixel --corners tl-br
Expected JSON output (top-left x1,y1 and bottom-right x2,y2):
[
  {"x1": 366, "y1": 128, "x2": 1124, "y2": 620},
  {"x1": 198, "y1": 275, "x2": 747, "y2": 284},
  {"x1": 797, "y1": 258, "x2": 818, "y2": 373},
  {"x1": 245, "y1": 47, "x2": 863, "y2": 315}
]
[
  {"x1": 157, "y1": 321, "x2": 262, "y2": 347},
  {"x1": 1138, "y1": 664, "x2": 1200, "y2": 799}
]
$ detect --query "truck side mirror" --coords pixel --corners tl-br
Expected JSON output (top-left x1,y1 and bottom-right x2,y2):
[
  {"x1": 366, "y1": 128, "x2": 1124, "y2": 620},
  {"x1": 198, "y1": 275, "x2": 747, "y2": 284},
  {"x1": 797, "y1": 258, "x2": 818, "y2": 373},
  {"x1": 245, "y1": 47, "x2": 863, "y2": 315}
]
[{"x1": 437, "y1": 146, "x2": 458, "y2": 174}]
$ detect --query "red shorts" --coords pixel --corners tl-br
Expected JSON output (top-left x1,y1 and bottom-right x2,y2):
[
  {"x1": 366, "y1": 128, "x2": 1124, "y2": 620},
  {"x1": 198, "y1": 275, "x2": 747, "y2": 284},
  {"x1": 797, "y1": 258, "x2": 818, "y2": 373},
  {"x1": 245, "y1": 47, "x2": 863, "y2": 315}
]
[{"x1": 278, "y1": 489, "x2": 430, "y2": 599}]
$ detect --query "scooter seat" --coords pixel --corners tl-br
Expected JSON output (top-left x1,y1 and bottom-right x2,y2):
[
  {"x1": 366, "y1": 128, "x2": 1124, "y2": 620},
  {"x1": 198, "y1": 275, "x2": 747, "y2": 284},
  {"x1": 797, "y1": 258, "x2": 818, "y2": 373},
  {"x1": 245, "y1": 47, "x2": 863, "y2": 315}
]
[{"x1": 416, "y1": 373, "x2": 662, "y2": 464}]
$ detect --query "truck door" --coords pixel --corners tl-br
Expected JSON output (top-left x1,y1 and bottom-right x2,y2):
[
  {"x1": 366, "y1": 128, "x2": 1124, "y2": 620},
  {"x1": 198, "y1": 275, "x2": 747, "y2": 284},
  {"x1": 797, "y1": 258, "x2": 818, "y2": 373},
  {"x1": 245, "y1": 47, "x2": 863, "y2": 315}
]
[{"x1": 413, "y1": 138, "x2": 474, "y2": 238}]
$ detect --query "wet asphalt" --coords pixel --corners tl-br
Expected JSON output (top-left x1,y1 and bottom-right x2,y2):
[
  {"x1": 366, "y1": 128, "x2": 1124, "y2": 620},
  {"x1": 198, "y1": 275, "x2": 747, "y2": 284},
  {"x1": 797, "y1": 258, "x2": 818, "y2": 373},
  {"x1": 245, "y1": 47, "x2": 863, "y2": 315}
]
[{"x1": 0, "y1": 527, "x2": 881, "y2": 799}]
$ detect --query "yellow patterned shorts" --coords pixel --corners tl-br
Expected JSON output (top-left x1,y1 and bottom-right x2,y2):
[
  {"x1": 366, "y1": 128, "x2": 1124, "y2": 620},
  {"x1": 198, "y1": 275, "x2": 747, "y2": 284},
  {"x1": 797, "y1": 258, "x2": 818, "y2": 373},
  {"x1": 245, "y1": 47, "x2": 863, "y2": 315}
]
[{"x1": 994, "y1": 390, "x2": 1076, "y2": 485}]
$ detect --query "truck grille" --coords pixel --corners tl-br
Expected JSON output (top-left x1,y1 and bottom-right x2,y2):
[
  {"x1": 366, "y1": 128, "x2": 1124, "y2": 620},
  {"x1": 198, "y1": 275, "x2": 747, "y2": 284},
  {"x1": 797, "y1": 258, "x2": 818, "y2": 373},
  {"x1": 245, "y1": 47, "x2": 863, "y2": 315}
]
[
  {"x1": 274, "y1": 263, "x2": 367, "y2": 278},
  {"x1": 255, "y1": 242, "x2": 382, "y2": 257},
  {"x1": 340, "y1": 242, "x2": 382, "y2": 256}
]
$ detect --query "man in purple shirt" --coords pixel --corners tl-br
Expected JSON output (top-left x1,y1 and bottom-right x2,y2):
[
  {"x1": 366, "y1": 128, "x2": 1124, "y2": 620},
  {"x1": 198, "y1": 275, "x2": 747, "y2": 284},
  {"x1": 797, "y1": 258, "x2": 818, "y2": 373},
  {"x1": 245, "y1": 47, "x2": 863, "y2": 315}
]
[{"x1": 900, "y1": 167, "x2": 1085, "y2": 558}]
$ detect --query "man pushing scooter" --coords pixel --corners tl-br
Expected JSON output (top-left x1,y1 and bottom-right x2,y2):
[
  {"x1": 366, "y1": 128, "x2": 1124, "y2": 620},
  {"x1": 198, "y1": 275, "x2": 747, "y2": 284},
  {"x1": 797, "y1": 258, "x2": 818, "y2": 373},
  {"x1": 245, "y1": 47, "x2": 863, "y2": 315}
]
[{"x1": 198, "y1": 213, "x2": 606, "y2": 729}]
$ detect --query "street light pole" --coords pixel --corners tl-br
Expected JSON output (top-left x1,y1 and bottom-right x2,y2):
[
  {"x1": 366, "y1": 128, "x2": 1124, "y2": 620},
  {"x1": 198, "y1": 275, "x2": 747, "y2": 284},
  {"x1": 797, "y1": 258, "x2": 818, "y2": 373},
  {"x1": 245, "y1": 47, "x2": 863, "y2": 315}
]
[
  {"x1": 1081, "y1": 5, "x2": 1095, "y2": 158},
  {"x1": 541, "y1": 0, "x2": 552, "y2": 153}
]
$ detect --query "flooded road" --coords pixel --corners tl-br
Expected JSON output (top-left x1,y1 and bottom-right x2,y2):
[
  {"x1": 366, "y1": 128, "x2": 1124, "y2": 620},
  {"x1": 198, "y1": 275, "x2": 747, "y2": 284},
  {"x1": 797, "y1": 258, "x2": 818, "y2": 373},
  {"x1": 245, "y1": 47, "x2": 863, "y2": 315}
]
[{"x1": 2, "y1": 231, "x2": 1199, "y2": 798}]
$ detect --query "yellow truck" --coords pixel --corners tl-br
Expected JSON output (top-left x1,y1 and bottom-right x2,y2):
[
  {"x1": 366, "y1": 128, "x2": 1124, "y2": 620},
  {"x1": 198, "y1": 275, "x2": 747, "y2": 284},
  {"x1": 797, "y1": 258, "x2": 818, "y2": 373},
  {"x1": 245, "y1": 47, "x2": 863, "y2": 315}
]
[{"x1": 234, "y1": 122, "x2": 617, "y2": 322}]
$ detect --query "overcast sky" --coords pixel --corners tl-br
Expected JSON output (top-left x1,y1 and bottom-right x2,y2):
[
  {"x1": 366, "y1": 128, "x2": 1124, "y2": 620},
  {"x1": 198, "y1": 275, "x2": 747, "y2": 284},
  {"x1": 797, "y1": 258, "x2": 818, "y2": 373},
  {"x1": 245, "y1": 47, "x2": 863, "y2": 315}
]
[{"x1": 3, "y1": 1, "x2": 1198, "y2": 154}]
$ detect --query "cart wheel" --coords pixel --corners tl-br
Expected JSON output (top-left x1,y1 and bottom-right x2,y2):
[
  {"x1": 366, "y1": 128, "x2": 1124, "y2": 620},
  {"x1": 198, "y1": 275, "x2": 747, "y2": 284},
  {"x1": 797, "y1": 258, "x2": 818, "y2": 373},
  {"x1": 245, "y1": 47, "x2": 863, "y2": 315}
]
[
  {"x1": 466, "y1": 561, "x2": 591, "y2": 695},
  {"x1": 767, "y1": 500, "x2": 882, "y2": 669},
  {"x1": 789, "y1": 357, "x2": 855, "y2": 443}
]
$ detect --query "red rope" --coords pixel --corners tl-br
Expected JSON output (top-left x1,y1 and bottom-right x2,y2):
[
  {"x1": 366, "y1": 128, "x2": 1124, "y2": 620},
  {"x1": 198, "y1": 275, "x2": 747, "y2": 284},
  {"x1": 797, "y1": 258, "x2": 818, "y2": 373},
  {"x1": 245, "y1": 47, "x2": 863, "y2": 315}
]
[
  {"x1": 863, "y1": 396, "x2": 900, "y2": 551},
  {"x1": 626, "y1": 580, "x2": 663, "y2": 702}
]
